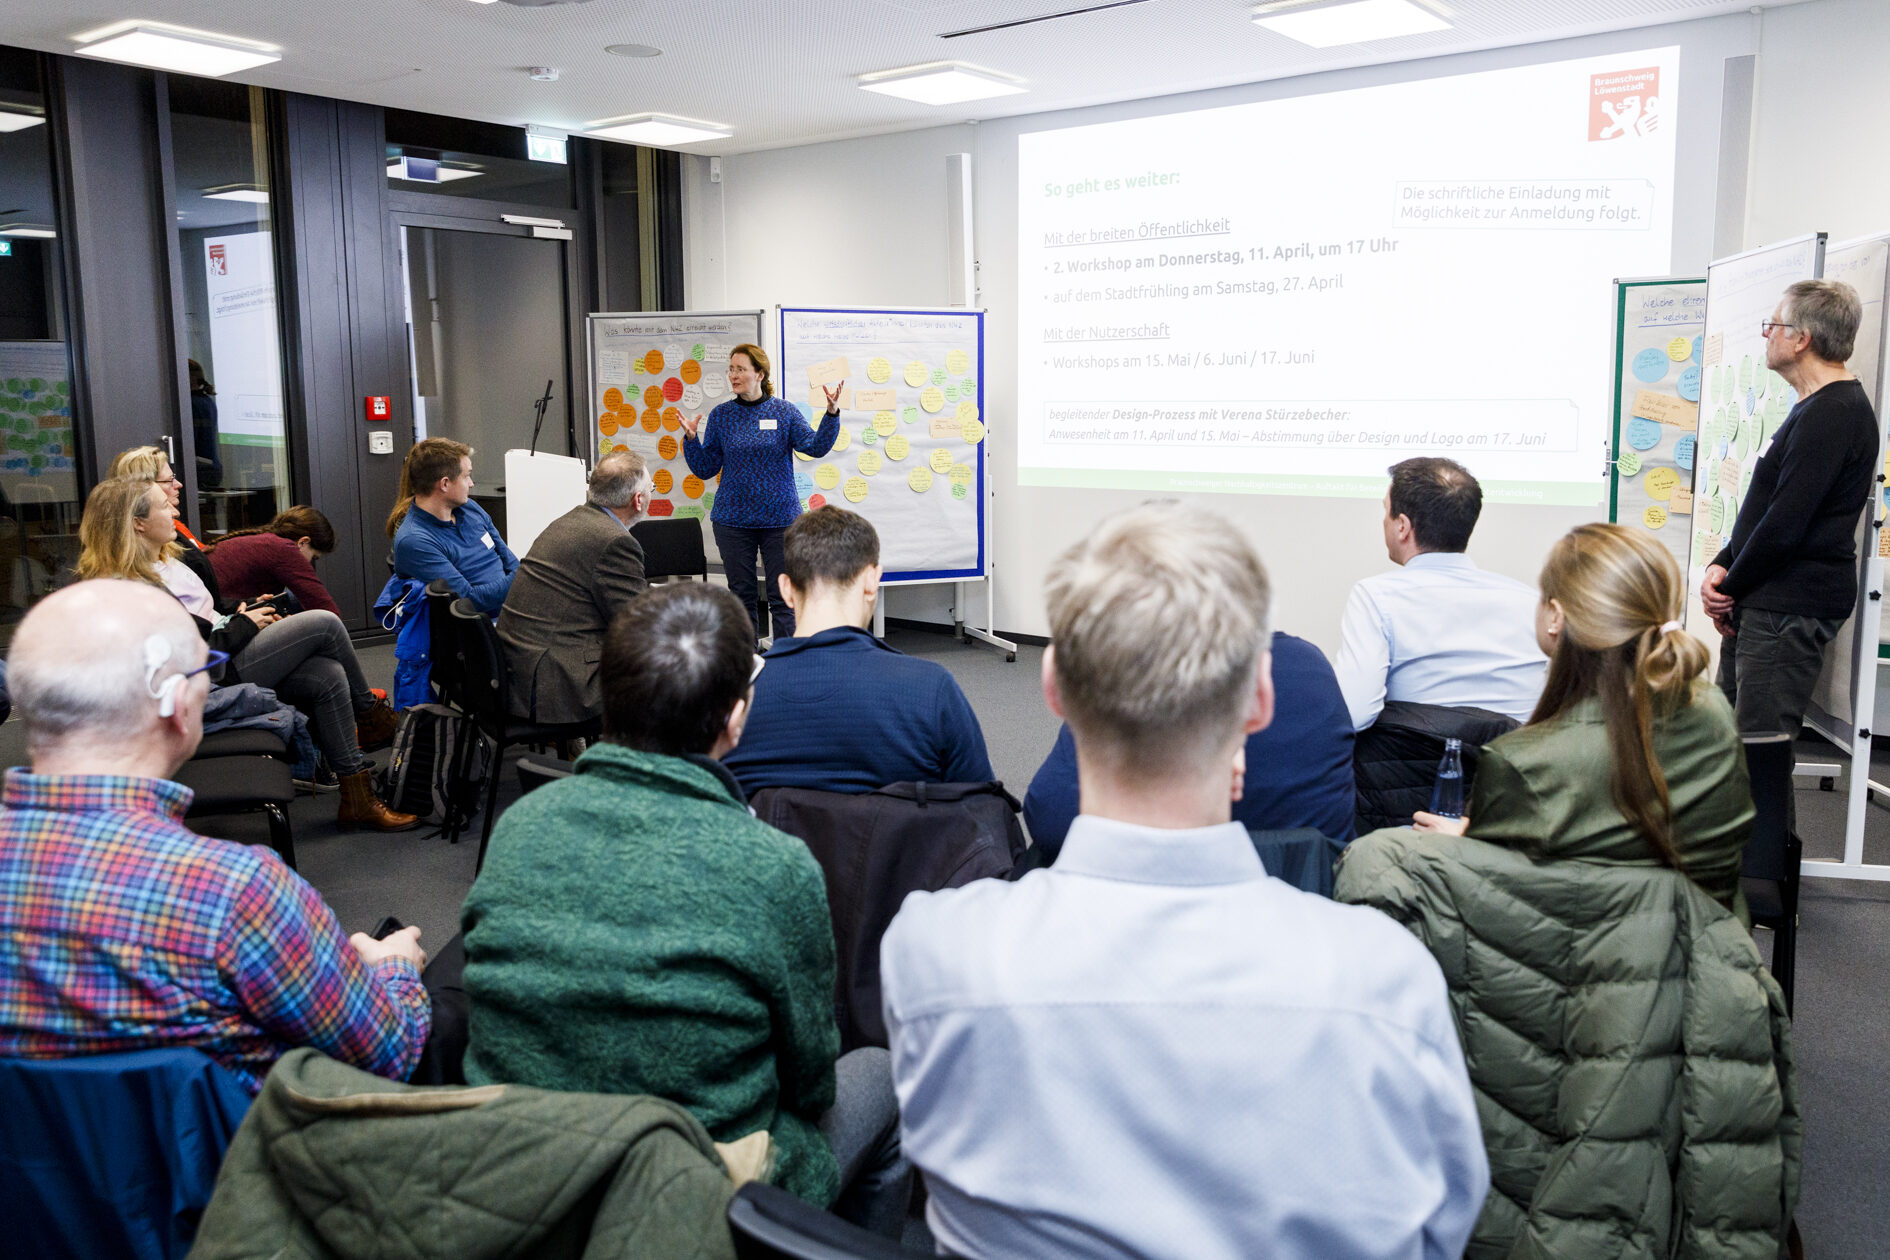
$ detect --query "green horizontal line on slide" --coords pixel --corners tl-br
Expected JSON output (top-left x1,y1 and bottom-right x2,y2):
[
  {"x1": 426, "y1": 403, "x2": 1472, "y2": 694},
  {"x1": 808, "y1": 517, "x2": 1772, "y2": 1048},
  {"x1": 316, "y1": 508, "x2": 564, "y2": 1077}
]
[
  {"x1": 1018, "y1": 467, "x2": 1602, "y2": 506},
  {"x1": 215, "y1": 435, "x2": 286, "y2": 449}
]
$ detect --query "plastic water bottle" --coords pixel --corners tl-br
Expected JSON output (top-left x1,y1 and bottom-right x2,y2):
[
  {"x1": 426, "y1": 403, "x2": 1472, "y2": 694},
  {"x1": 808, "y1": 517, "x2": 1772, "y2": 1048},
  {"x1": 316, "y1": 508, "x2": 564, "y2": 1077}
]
[{"x1": 1430, "y1": 738, "x2": 1465, "y2": 819}]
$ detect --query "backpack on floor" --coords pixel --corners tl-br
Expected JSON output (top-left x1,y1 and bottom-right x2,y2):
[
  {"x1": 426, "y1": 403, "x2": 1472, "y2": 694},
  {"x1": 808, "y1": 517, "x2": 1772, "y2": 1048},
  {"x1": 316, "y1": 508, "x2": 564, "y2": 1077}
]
[{"x1": 376, "y1": 703, "x2": 489, "y2": 831}]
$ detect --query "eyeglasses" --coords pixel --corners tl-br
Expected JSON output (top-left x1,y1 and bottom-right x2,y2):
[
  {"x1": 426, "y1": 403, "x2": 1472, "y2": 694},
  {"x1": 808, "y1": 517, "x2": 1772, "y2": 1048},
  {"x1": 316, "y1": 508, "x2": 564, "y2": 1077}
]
[
  {"x1": 1760, "y1": 321, "x2": 1797, "y2": 338},
  {"x1": 145, "y1": 647, "x2": 229, "y2": 700}
]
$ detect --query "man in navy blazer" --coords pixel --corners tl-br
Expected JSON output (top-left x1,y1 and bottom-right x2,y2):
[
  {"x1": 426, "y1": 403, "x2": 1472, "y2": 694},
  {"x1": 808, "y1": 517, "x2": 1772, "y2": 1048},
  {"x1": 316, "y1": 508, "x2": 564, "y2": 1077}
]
[
  {"x1": 1023, "y1": 631, "x2": 1356, "y2": 860},
  {"x1": 723, "y1": 507, "x2": 993, "y2": 796}
]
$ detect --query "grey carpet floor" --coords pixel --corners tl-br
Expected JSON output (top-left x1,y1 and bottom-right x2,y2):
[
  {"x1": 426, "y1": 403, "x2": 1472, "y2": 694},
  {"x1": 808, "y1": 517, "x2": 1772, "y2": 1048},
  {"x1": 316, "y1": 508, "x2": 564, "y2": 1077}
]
[{"x1": 4, "y1": 630, "x2": 1884, "y2": 1254}]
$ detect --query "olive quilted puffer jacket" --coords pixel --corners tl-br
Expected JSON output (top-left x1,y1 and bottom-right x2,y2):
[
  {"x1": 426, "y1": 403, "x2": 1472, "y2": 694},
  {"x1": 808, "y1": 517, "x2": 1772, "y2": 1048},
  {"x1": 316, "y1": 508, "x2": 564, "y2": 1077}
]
[{"x1": 1336, "y1": 823, "x2": 1799, "y2": 1259}]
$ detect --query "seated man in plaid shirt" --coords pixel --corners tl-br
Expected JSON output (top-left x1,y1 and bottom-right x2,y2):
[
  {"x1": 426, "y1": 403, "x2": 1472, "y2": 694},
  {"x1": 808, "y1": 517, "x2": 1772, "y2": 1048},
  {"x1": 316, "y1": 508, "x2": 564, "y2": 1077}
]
[{"x1": 0, "y1": 580, "x2": 430, "y2": 1091}]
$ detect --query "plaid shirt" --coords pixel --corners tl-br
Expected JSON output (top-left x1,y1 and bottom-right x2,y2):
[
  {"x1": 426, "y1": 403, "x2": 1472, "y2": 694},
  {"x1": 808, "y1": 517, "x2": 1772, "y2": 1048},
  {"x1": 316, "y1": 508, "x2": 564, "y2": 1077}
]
[{"x1": 0, "y1": 770, "x2": 429, "y2": 1092}]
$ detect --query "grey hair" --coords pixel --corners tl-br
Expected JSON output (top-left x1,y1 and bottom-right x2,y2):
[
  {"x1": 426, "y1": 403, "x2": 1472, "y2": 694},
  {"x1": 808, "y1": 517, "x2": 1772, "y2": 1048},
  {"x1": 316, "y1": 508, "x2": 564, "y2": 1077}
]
[
  {"x1": 1782, "y1": 279, "x2": 1863, "y2": 363},
  {"x1": 1044, "y1": 501, "x2": 1271, "y2": 778},
  {"x1": 10, "y1": 580, "x2": 203, "y2": 754},
  {"x1": 588, "y1": 448, "x2": 650, "y2": 509}
]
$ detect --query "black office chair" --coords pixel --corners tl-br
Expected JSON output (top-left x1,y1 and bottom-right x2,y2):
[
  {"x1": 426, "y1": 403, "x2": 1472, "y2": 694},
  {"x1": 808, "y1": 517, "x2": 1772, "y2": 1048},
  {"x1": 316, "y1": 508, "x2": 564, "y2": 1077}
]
[
  {"x1": 445, "y1": 598, "x2": 601, "y2": 869},
  {"x1": 516, "y1": 753, "x2": 575, "y2": 796},
  {"x1": 424, "y1": 579, "x2": 460, "y2": 703},
  {"x1": 174, "y1": 754, "x2": 297, "y2": 870},
  {"x1": 632, "y1": 518, "x2": 709, "y2": 582},
  {"x1": 727, "y1": 1183, "x2": 927, "y2": 1260},
  {"x1": 1741, "y1": 733, "x2": 1801, "y2": 1013}
]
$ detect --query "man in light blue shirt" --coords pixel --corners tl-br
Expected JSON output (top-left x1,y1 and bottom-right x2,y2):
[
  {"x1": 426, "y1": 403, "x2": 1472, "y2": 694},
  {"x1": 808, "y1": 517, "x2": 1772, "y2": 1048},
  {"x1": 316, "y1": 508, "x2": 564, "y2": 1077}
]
[
  {"x1": 880, "y1": 502, "x2": 1489, "y2": 1260},
  {"x1": 1336, "y1": 457, "x2": 1547, "y2": 730}
]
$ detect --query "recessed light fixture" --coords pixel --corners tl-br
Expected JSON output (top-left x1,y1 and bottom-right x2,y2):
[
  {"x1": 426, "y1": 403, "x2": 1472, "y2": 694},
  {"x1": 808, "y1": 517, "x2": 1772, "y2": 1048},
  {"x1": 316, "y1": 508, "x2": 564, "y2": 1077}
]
[
  {"x1": 0, "y1": 224, "x2": 57, "y2": 239},
  {"x1": 1252, "y1": 0, "x2": 1449, "y2": 47},
  {"x1": 583, "y1": 114, "x2": 732, "y2": 148},
  {"x1": 71, "y1": 22, "x2": 280, "y2": 76},
  {"x1": 857, "y1": 62, "x2": 1027, "y2": 106},
  {"x1": 202, "y1": 183, "x2": 270, "y2": 204},
  {"x1": 605, "y1": 44, "x2": 663, "y2": 59},
  {"x1": 386, "y1": 157, "x2": 484, "y2": 183},
  {"x1": 0, "y1": 107, "x2": 45, "y2": 133}
]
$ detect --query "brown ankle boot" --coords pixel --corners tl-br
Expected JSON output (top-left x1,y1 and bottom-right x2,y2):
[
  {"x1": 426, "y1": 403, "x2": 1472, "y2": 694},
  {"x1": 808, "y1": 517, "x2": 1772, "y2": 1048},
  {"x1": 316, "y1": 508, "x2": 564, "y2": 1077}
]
[
  {"x1": 356, "y1": 697, "x2": 399, "y2": 752},
  {"x1": 337, "y1": 769, "x2": 419, "y2": 832}
]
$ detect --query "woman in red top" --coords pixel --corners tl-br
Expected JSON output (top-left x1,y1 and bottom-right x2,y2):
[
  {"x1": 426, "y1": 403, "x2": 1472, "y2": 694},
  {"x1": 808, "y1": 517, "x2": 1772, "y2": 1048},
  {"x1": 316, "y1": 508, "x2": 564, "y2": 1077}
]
[{"x1": 210, "y1": 506, "x2": 344, "y2": 618}]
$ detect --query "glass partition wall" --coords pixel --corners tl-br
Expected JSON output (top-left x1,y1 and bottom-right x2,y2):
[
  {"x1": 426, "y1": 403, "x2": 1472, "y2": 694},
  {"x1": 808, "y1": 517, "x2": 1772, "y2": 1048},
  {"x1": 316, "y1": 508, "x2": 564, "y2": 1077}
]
[{"x1": 167, "y1": 76, "x2": 292, "y2": 537}]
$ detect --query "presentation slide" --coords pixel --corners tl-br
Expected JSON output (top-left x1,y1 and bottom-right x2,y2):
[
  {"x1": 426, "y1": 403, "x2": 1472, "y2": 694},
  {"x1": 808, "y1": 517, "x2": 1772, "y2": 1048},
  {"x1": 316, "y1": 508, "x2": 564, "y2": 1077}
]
[{"x1": 1017, "y1": 47, "x2": 1680, "y2": 505}]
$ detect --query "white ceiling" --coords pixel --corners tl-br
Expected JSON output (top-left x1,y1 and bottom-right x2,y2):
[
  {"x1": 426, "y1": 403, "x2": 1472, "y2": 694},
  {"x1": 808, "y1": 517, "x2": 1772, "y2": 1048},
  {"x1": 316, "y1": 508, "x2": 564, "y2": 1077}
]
[{"x1": 0, "y1": 0, "x2": 1810, "y2": 156}]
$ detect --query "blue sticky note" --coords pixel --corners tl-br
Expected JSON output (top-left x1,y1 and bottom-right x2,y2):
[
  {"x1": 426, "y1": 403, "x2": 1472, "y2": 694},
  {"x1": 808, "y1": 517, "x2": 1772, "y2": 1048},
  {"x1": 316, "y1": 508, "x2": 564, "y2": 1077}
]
[
  {"x1": 794, "y1": 470, "x2": 814, "y2": 496},
  {"x1": 797, "y1": 403, "x2": 816, "y2": 422},
  {"x1": 1632, "y1": 348, "x2": 1668, "y2": 383},
  {"x1": 1674, "y1": 434, "x2": 1696, "y2": 472},
  {"x1": 1746, "y1": 388, "x2": 1756, "y2": 413},
  {"x1": 1690, "y1": 335, "x2": 1703, "y2": 364},
  {"x1": 1677, "y1": 366, "x2": 1701, "y2": 402},
  {"x1": 1627, "y1": 417, "x2": 1663, "y2": 450}
]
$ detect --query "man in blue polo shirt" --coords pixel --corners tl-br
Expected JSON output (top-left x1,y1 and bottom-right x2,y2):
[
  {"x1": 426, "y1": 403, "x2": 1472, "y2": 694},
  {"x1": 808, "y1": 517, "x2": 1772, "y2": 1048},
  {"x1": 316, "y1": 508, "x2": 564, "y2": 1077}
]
[
  {"x1": 723, "y1": 507, "x2": 992, "y2": 796},
  {"x1": 388, "y1": 438, "x2": 517, "y2": 616}
]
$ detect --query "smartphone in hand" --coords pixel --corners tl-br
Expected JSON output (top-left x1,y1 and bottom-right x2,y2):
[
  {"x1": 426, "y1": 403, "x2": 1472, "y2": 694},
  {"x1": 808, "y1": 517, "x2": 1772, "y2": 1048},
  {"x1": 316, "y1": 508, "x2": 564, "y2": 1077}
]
[{"x1": 370, "y1": 916, "x2": 404, "y2": 941}]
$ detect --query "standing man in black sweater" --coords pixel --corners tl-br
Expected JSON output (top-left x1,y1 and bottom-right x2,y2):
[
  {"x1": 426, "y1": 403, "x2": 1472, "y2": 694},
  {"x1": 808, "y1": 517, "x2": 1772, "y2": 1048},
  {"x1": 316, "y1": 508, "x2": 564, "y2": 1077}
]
[{"x1": 1702, "y1": 278, "x2": 1879, "y2": 736}]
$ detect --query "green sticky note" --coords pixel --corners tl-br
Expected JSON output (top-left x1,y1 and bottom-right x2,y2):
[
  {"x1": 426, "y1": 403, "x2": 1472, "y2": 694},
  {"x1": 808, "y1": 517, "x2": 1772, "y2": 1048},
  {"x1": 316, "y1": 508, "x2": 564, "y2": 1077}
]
[
  {"x1": 950, "y1": 481, "x2": 968, "y2": 500},
  {"x1": 902, "y1": 406, "x2": 920, "y2": 425},
  {"x1": 1616, "y1": 449, "x2": 1642, "y2": 476},
  {"x1": 702, "y1": 492, "x2": 715, "y2": 512},
  {"x1": 690, "y1": 344, "x2": 705, "y2": 360},
  {"x1": 930, "y1": 367, "x2": 947, "y2": 386}
]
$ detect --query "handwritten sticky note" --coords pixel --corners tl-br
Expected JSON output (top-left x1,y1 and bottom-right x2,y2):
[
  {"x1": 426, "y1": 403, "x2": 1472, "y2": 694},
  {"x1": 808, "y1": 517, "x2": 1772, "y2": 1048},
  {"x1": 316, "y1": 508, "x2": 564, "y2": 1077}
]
[
  {"x1": 1718, "y1": 457, "x2": 1741, "y2": 496},
  {"x1": 814, "y1": 464, "x2": 839, "y2": 490},
  {"x1": 644, "y1": 349, "x2": 665, "y2": 375},
  {"x1": 855, "y1": 387, "x2": 897, "y2": 411},
  {"x1": 832, "y1": 427, "x2": 851, "y2": 452},
  {"x1": 663, "y1": 408, "x2": 682, "y2": 432},
  {"x1": 643, "y1": 385, "x2": 664, "y2": 410},
  {"x1": 946, "y1": 349, "x2": 971, "y2": 375},
  {"x1": 951, "y1": 482, "x2": 968, "y2": 501},
  {"x1": 1644, "y1": 466, "x2": 1680, "y2": 501},
  {"x1": 867, "y1": 357, "x2": 892, "y2": 383},
  {"x1": 930, "y1": 412, "x2": 960, "y2": 439},
  {"x1": 949, "y1": 463, "x2": 974, "y2": 487},
  {"x1": 1702, "y1": 333, "x2": 1723, "y2": 366},
  {"x1": 1616, "y1": 449, "x2": 1642, "y2": 476},
  {"x1": 682, "y1": 474, "x2": 705, "y2": 499},
  {"x1": 681, "y1": 384, "x2": 703, "y2": 410},
  {"x1": 599, "y1": 352, "x2": 631, "y2": 387},
  {"x1": 857, "y1": 450, "x2": 883, "y2": 476},
  {"x1": 1666, "y1": 336, "x2": 1692, "y2": 362},
  {"x1": 930, "y1": 448, "x2": 956, "y2": 474},
  {"x1": 885, "y1": 434, "x2": 910, "y2": 460},
  {"x1": 860, "y1": 425, "x2": 879, "y2": 447},
  {"x1": 1643, "y1": 505, "x2": 1667, "y2": 529},
  {"x1": 806, "y1": 357, "x2": 849, "y2": 388},
  {"x1": 679, "y1": 359, "x2": 701, "y2": 385},
  {"x1": 908, "y1": 466, "x2": 934, "y2": 492},
  {"x1": 657, "y1": 435, "x2": 679, "y2": 461},
  {"x1": 872, "y1": 411, "x2": 897, "y2": 435},
  {"x1": 843, "y1": 476, "x2": 869, "y2": 503},
  {"x1": 920, "y1": 386, "x2": 945, "y2": 413},
  {"x1": 641, "y1": 408, "x2": 662, "y2": 433},
  {"x1": 961, "y1": 418, "x2": 986, "y2": 444},
  {"x1": 1669, "y1": 487, "x2": 1693, "y2": 515},
  {"x1": 904, "y1": 361, "x2": 929, "y2": 388},
  {"x1": 599, "y1": 413, "x2": 620, "y2": 437},
  {"x1": 809, "y1": 386, "x2": 853, "y2": 412},
  {"x1": 1632, "y1": 389, "x2": 1698, "y2": 428},
  {"x1": 653, "y1": 469, "x2": 674, "y2": 494},
  {"x1": 1703, "y1": 531, "x2": 1721, "y2": 558}
]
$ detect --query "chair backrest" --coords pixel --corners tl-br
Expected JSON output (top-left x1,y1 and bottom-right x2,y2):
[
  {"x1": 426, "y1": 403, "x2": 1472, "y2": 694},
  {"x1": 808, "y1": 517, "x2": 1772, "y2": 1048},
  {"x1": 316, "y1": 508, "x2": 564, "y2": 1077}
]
[
  {"x1": 728, "y1": 1181, "x2": 923, "y2": 1260},
  {"x1": 749, "y1": 781, "x2": 1026, "y2": 1051},
  {"x1": 1741, "y1": 733, "x2": 1795, "y2": 882},
  {"x1": 1247, "y1": 827, "x2": 1345, "y2": 897},
  {"x1": 1354, "y1": 701, "x2": 1520, "y2": 834},
  {"x1": 447, "y1": 597, "x2": 512, "y2": 728},
  {"x1": 517, "y1": 754, "x2": 576, "y2": 795},
  {"x1": 632, "y1": 518, "x2": 709, "y2": 581},
  {"x1": 425, "y1": 580, "x2": 462, "y2": 706},
  {"x1": 0, "y1": 1048, "x2": 252, "y2": 1260}
]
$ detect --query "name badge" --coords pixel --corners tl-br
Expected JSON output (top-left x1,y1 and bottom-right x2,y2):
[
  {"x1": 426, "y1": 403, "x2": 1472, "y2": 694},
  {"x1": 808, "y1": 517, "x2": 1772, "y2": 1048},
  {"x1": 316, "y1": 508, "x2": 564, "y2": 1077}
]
[
  {"x1": 481, "y1": 532, "x2": 495, "y2": 549},
  {"x1": 759, "y1": 418, "x2": 778, "y2": 431},
  {"x1": 1757, "y1": 438, "x2": 1774, "y2": 460}
]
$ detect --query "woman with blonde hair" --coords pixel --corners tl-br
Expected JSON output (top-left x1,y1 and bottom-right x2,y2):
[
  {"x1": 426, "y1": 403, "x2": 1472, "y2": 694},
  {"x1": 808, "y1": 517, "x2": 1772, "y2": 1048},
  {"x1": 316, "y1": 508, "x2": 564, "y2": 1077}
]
[
  {"x1": 1334, "y1": 523, "x2": 1792, "y2": 1258},
  {"x1": 78, "y1": 477, "x2": 414, "y2": 831},
  {"x1": 109, "y1": 444, "x2": 219, "y2": 599}
]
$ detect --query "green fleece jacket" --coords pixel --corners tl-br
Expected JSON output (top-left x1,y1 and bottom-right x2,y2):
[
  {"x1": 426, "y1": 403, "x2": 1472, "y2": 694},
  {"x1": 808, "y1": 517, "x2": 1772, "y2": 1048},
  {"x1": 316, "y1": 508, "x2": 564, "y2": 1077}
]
[
  {"x1": 462, "y1": 743, "x2": 843, "y2": 1206},
  {"x1": 187, "y1": 1048, "x2": 740, "y2": 1260}
]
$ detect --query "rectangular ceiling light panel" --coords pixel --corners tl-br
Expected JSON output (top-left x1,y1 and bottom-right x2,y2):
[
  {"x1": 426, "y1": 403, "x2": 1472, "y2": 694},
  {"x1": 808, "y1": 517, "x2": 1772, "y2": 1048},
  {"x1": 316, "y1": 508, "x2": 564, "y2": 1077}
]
[
  {"x1": 73, "y1": 24, "x2": 280, "y2": 76},
  {"x1": 584, "y1": 114, "x2": 732, "y2": 147},
  {"x1": 858, "y1": 63, "x2": 1027, "y2": 106},
  {"x1": 0, "y1": 109, "x2": 45, "y2": 133},
  {"x1": 1253, "y1": 0, "x2": 1449, "y2": 47}
]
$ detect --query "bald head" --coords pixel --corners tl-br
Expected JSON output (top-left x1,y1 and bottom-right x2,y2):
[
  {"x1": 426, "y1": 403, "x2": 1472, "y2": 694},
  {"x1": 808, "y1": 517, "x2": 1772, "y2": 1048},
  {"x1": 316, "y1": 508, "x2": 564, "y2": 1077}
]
[
  {"x1": 12, "y1": 580, "x2": 205, "y2": 763},
  {"x1": 588, "y1": 448, "x2": 651, "y2": 511}
]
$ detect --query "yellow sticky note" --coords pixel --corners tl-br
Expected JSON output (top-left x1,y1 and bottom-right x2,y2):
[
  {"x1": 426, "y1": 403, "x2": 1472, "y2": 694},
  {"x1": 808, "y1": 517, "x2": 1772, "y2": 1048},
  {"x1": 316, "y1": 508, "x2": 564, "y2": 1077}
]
[
  {"x1": 1644, "y1": 466, "x2": 1680, "y2": 501},
  {"x1": 920, "y1": 386, "x2": 945, "y2": 413},
  {"x1": 949, "y1": 463, "x2": 973, "y2": 487},
  {"x1": 1666, "y1": 336, "x2": 1692, "y2": 362},
  {"x1": 872, "y1": 411, "x2": 897, "y2": 435},
  {"x1": 930, "y1": 448, "x2": 956, "y2": 473},
  {"x1": 961, "y1": 418, "x2": 986, "y2": 445},
  {"x1": 855, "y1": 388, "x2": 898, "y2": 411},
  {"x1": 844, "y1": 476, "x2": 869, "y2": 503},
  {"x1": 814, "y1": 464, "x2": 840, "y2": 490},
  {"x1": 795, "y1": 449, "x2": 813, "y2": 461},
  {"x1": 857, "y1": 449, "x2": 883, "y2": 476},
  {"x1": 806, "y1": 357, "x2": 849, "y2": 387},
  {"x1": 885, "y1": 434, "x2": 910, "y2": 460},
  {"x1": 1643, "y1": 505, "x2": 1667, "y2": 530},
  {"x1": 867, "y1": 357, "x2": 892, "y2": 384},
  {"x1": 946, "y1": 349, "x2": 971, "y2": 375},
  {"x1": 833, "y1": 427, "x2": 852, "y2": 452},
  {"x1": 908, "y1": 466, "x2": 934, "y2": 493},
  {"x1": 956, "y1": 400, "x2": 979, "y2": 424},
  {"x1": 904, "y1": 360, "x2": 929, "y2": 388}
]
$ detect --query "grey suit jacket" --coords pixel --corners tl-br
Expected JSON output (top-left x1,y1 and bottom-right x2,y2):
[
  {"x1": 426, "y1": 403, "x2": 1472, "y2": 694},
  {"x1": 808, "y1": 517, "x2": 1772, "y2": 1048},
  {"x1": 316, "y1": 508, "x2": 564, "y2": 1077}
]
[{"x1": 496, "y1": 503, "x2": 647, "y2": 724}]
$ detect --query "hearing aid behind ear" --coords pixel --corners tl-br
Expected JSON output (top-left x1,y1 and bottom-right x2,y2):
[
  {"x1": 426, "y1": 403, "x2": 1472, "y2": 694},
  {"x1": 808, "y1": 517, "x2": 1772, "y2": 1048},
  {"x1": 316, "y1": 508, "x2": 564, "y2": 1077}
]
[{"x1": 144, "y1": 634, "x2": 184, "y2": 719}]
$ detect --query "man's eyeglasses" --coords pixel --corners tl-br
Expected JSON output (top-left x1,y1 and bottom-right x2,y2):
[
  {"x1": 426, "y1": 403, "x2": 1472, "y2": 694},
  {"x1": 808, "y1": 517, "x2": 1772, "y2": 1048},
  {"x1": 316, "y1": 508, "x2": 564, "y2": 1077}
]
[
  {"x1": 145, "y1": 647, "x2": 229, "y2": 701},
  {"x1": 1760, "y1": 320, "x2": 1798, "y2": 338}
]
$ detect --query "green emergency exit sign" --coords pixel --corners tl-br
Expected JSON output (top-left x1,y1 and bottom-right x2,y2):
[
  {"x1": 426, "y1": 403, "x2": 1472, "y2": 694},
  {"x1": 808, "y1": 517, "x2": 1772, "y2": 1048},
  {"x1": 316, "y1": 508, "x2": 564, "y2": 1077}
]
[{"x1": 0, "y1": 241, "x2": 12, "y2": 257}]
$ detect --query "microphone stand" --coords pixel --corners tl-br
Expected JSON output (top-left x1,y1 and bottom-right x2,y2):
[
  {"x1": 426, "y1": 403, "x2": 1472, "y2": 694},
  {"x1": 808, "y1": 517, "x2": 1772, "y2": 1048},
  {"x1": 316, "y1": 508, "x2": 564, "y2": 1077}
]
[{"x1": 527, "y1": 379, "x2": 554, "y2": 456}]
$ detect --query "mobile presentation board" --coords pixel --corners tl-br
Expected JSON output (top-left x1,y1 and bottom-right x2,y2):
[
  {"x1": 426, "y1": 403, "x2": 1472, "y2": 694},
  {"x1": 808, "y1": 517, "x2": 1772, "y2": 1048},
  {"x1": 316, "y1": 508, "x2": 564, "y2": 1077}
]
[
  {"x1": 777, "y1": 306, "x2": 1011, "y2": 658},
  {"x1": 502, "y1": 449, "x2": 588, "y2": 558},
  {"x1": 1609, "y1": 277, "x2": 1705, "y2": 574},
  {"x1": 1685, "y1": 234, "x2": 1824, "y2": 613},
  {"x1": 585, "y1": 310, "x2": 765, "y2": 553}
]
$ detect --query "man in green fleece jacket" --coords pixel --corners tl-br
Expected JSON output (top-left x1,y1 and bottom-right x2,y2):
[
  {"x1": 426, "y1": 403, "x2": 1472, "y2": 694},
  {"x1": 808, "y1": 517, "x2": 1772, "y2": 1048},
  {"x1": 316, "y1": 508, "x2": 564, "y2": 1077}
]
[{"x1": 461, "y1": 582, "x2": 911, "y2": 1236}]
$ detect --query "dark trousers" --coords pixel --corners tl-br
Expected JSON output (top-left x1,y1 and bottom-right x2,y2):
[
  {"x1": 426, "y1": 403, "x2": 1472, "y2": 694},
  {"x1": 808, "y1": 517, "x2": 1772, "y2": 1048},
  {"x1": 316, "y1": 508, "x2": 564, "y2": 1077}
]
[
  {"x1": 1717, "y1": 608, "x2": 1843, "y2": 737},
  {"x1": 412, "y1": 933, "x2": 469, "y2": 1086},
  {"x1": 713, "y1": 523, "x2": 792, "y2": 642}
]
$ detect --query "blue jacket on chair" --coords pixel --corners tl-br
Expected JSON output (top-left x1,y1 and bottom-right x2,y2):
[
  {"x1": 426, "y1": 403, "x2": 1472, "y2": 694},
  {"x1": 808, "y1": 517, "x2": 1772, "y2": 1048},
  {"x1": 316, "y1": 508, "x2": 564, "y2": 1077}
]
[{"x1": 375, "y1": 575, "x2": 433, "y2": 710}]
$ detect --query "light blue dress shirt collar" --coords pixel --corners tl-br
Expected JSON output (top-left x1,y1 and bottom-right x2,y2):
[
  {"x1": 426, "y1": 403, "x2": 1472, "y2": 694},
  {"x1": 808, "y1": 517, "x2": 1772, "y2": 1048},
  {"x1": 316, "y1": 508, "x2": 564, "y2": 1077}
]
[
  {"x1": 593, "y1": 502, "x2": 633, "y2": 533},
  {"x1": 1056, "y1": 815, "x2": 1263, "y2": 886},
  {"x1": 1403, "y1": 550, "x2": 1476, "y2": 571}
]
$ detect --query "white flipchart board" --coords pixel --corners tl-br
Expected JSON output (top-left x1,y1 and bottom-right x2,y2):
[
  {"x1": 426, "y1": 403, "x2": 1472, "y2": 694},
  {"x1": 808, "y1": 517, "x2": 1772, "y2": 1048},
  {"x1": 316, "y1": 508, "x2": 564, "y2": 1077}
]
[{"x1": 502, "y1": 450, "x2": 587, "y2": 558}]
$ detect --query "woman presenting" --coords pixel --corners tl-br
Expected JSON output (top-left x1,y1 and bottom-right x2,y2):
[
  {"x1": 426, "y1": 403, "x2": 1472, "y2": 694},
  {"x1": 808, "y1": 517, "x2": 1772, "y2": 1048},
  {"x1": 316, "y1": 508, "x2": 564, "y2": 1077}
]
[{"x1": 681, "y1": 343, "x2": 841, "y2": 643}]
